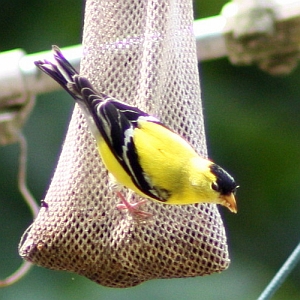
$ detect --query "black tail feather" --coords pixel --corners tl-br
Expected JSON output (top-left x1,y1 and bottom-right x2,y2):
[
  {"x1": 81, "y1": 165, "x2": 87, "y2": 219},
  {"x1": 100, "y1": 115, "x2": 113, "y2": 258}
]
[{"x1": 34, "y1": 45, "x2": 80, "y2": 99}]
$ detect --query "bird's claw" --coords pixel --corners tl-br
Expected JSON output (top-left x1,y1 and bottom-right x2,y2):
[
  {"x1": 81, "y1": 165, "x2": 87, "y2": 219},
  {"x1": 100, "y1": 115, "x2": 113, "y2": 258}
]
[{"x1": 116, "y1": 192, "x2": 152, "y2": 218}]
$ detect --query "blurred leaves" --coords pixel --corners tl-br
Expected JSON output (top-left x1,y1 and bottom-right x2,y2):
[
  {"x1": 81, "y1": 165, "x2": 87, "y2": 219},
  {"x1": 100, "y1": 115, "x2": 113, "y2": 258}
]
[{"x1": 0, "y1": 0, "x2": 82, "y2": 52}]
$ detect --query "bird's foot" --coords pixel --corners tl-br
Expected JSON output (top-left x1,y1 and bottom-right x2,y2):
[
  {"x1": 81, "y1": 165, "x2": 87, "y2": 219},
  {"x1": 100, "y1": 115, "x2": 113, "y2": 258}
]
[{"x1": 115, "y1": 191, "x2": 152, "y2": 218}]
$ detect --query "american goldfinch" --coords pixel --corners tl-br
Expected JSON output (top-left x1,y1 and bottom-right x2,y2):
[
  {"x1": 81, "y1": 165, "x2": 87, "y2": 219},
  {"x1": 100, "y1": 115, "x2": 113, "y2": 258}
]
[{"x1": 35, "y1": 46, "x2": 238, "y2": 215}]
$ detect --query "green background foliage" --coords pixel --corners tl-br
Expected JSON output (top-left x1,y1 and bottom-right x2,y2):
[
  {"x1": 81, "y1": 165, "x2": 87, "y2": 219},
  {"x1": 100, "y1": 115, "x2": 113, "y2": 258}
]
[{"x1": 0, "y1": 1, "x2": 299, "y2": 299}]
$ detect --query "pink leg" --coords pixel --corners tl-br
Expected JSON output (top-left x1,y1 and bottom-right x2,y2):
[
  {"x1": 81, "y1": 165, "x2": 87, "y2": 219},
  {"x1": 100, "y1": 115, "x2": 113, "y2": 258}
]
[{"x1": 115, "y1": 191, "x2": 152, "y2": 218}]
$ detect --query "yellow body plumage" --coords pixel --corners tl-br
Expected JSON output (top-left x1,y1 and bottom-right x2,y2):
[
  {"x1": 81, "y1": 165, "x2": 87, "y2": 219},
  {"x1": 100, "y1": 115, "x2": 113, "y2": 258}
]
[{"x1": 98, "y1": 119, "x2": 226, "y2": 205}]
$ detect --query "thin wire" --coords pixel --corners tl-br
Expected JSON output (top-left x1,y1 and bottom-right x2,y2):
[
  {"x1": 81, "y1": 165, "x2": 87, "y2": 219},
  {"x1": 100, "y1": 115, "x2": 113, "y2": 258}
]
[
  {"x1": 0, "y1": 125, "x2": 39, "y2": 287},
  {"x1": 0, "y1": 261, "x2": 32, "y2": 287},
  {"x1": 16, "y1": 131, "x2": 39, "y2": 217},
  {"x1": 257, "y1": 241, "x2": 300, "y2": 300}
]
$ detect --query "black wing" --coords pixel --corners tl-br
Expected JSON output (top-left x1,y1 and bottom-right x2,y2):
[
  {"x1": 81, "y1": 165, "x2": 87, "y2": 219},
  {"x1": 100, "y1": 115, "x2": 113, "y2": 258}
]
[
  {"x1": 35, "y1": 46, "x2": 165, "y2": 201},
  {"x1": 78, "y1": 80, "x2": 164, "y2": 201}
]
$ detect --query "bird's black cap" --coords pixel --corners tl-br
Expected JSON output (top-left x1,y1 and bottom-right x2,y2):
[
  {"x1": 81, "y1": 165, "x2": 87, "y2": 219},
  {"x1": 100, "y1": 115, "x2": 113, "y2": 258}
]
[{"x1": 210, "y1": 164, "x2": 238, "y2": 196}]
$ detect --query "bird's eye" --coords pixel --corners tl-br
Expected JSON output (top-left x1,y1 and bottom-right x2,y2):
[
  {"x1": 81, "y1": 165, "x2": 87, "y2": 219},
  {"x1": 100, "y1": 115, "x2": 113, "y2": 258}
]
[
  {"x1": 233, "y1": 185, "x2": 240, "y2": 195},
  {"x1": 211, "y1": 182, "x2": 219, "y2": 192}
]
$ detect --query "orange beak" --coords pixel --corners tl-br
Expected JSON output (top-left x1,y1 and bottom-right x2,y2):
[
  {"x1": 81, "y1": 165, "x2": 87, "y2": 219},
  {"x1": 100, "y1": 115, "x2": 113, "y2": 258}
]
[{"x1": 220, "y1": 193, "x2": 237, "y2": 213}]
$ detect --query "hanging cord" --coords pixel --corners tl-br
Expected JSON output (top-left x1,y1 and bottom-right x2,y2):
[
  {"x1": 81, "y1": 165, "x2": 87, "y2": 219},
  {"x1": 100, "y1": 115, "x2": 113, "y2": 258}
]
[
  {"x1": 16, "y1": 131, "x2": 39, "y2": 218},
  {"x1": 0, "y1": 122, "x2": 39, "y2": 287},
  {"x1": 257, "y1": 240, "x2": 300, "y2": 300}
]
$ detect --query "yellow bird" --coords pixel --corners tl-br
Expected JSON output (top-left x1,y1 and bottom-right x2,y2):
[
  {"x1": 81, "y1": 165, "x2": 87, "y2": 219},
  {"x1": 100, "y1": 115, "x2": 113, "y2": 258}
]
[{"x1": 35, "y1": 46, "x2": 238, "y2": 215}]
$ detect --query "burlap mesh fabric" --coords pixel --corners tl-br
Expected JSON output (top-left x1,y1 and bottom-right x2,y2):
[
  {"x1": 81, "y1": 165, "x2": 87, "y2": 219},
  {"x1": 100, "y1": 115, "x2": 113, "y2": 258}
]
[{"x1": 19, "y1": 0, "x2": 231, "y2": 287}]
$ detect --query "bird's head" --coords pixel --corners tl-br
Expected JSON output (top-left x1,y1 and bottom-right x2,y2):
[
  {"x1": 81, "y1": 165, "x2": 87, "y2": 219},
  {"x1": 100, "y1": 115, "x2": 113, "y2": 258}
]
[
  {"x1": 188, "y1": 157, "x2": 238, "y2": 212},
  {"x1": 209, "y1": 163, "x2": 238, "y2": 213}
]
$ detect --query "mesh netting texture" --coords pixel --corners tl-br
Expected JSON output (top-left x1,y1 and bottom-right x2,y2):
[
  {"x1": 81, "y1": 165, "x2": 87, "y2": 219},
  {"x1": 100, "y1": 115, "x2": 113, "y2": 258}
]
[{"x1": 19, "y1": 0, "x2": 231, "y2": 287}]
